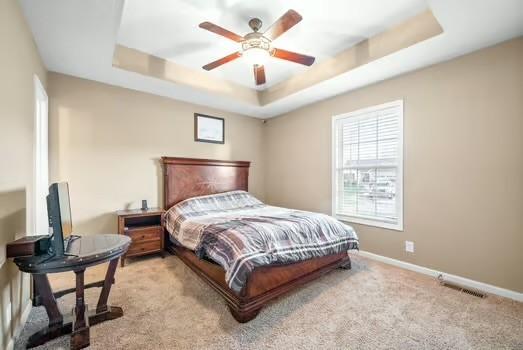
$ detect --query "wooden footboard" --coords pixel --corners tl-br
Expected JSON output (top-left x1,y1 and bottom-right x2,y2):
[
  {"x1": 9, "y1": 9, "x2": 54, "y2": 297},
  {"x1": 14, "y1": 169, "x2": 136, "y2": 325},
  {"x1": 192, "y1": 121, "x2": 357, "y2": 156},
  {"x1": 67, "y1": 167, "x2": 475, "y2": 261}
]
[{"x1": 167, "y1": 242, "x2": 351, "y2": 322}]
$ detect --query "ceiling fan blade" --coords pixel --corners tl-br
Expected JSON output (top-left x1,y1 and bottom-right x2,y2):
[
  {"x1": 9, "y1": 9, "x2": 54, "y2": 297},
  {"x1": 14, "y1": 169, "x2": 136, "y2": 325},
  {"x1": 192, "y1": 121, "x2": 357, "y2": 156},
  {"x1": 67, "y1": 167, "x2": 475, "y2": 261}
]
[
  {"x1": 202, "y1": 52, "x2": 241, "y2": 71},
  {"x1": 253, "y1": 64, "x2": 266, "y2": 85},
  {"x1": 263, "y1": 9, "x2": 302, "y2": 41},
  {"x1": 272, "y1": 48, "x2": 315, "y2": 66},
  {"x1": 199, "y1": 21, "x2": 244, "y2": 42}
]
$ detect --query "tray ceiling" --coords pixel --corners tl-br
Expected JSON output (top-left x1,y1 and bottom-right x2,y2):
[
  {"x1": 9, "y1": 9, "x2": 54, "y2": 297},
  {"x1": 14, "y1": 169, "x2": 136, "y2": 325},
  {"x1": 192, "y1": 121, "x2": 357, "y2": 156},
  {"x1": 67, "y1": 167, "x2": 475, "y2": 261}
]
[
  {"x1": 19, "y1": 0, "x2": 523, "y2": 118},
  {"x1": 117, "y1": 0, "x2": 428, "y2": 89}
]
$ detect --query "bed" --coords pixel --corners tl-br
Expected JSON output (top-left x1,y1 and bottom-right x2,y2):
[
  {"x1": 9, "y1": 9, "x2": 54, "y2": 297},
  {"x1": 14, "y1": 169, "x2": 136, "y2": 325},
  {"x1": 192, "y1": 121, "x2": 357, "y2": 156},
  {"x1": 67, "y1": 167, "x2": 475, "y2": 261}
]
[{"x1": 161, "y1": 157, "x2": 359, "y2": 322}]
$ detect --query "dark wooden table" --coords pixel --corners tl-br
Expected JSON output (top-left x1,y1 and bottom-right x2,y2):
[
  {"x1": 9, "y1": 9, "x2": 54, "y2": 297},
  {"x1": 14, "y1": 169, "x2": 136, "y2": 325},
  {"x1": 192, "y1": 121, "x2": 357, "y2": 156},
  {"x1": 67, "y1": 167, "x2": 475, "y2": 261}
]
[{"x1": 14, "y1": 234, "x2": 131, "y2": 349}]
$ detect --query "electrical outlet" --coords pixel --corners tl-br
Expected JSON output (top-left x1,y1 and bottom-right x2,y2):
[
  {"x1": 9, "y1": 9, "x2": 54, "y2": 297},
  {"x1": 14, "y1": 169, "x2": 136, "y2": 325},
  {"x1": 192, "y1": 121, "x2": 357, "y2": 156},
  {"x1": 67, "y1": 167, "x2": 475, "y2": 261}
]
[{"x1": 405, "y1": 241, "x2": 414, "y2": 253}]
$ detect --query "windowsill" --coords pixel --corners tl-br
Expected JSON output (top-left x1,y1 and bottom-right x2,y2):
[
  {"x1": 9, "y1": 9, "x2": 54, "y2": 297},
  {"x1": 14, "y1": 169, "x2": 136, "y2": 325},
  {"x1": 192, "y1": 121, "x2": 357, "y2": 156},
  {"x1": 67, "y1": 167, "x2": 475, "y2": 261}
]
[{"x1": 336, "y1": 214, "x2": 403, "y2": 231}]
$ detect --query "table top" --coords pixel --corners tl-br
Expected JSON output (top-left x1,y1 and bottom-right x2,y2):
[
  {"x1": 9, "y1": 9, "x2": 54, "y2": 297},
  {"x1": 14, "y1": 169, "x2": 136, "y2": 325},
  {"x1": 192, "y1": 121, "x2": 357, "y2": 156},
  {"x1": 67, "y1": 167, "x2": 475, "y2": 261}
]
[
  {"x1": 116, "y1": 208, "x2": 164, "y2": 217},
  {"x1": 14, "y1": 234, "x2": 131, "y2": 274}
]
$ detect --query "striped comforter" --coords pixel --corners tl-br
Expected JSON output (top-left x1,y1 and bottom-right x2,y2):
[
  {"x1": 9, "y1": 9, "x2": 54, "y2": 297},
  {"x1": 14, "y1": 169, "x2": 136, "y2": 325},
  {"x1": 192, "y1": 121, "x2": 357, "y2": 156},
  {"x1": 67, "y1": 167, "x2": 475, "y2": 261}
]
[{"x1": 164, "y1": 191, "x2": 359, "y2": 292}]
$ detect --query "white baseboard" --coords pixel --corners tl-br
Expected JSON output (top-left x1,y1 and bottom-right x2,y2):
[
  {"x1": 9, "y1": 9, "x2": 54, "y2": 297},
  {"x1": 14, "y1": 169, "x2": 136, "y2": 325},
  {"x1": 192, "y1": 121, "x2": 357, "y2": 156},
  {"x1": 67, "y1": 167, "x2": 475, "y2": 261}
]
[
  {"x1": 355, "y1": 250, "x2": 523, "y2": 302},
  {"x1": 6, "y1": 302, "x2": 32, "y2": 350},
  {"x1": 19, "y1": 302, "x2": 32, "y2": 335}
]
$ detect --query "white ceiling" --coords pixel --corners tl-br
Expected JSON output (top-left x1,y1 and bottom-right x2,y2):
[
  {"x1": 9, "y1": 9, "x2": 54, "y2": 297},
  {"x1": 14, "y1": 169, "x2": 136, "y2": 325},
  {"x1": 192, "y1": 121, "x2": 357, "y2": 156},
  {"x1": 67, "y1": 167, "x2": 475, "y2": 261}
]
[
  {"x1": 20, "y1": 0, "x2": 523, "y2": 118},
  {"x1": 117, "y1": 0, "x2": 428, "y2": 89}
]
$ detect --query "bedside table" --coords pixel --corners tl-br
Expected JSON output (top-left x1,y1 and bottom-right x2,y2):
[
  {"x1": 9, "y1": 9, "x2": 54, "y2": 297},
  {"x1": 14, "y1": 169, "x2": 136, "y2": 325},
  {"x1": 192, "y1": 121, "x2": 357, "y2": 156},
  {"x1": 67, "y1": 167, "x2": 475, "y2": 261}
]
[{"x1": 116, "y1": 208, "x2": 165, "y2": 267}]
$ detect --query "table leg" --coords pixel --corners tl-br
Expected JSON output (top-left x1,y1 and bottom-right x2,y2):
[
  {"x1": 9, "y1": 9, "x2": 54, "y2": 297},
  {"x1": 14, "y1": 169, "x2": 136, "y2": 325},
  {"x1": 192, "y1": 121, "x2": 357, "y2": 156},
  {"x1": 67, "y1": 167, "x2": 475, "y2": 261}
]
[
  {"x1": 27, "y1": 274, "x2": 66, "y2": 348},
  {"x1": 89, "y1": 258, "x2": 124, "y2": 325},
  {"x1": 33, "y1": 274, "x2": 63, "y2": 326},
  {"x1": 71, "y1": 269, "x2": 90, "y2": 350},
  {"x1": 97, "y1": 258, "x2": 118, "y2": 312}
]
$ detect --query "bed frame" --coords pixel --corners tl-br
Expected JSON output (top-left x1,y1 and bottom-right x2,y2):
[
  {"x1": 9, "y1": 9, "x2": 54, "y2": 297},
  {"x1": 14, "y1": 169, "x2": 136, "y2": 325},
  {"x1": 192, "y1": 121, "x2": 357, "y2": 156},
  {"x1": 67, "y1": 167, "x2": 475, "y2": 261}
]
[{"x1": 161, "y1": 157, "x2": 352, "y2": 322}]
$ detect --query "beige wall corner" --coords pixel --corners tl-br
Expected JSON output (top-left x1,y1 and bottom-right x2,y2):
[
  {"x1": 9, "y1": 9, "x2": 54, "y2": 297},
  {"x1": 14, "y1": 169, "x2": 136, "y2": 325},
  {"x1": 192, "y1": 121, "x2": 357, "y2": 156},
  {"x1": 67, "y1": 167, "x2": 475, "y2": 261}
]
[
  {"x1": 263, "y1": 37, "x2": 523, "y2": 293},
  {"x1": 0, "y1": 0, "x2": 47, "y2": 348}
]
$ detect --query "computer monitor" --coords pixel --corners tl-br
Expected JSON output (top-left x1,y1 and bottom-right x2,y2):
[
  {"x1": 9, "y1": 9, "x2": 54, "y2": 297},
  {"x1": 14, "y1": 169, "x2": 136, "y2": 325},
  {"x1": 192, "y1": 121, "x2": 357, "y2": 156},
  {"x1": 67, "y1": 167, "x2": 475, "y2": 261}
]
[{"x1": 46, "y1": 182, "x2": 73, "y2": 256}]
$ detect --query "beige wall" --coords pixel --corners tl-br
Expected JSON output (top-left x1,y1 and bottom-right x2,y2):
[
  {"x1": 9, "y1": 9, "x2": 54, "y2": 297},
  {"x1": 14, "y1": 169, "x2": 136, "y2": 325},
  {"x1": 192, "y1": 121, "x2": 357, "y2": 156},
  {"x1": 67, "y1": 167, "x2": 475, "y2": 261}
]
[
  {"x1": 48, "y1": 73, "x2": 265, "y2": 235},
  {"x1": 0, "y1": 0, "x2": 47, "y2": 348},
  {"x1": 264, "y1": 37, "x2": 523, "y2": 293}
]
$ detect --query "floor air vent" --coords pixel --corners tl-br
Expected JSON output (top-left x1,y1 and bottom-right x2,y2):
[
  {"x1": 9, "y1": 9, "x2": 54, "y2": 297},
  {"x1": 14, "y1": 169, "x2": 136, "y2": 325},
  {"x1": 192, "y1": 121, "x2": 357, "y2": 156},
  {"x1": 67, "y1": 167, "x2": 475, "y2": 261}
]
[{"x1": 437, "y1": 274, "x2": 487, "y2": 298}]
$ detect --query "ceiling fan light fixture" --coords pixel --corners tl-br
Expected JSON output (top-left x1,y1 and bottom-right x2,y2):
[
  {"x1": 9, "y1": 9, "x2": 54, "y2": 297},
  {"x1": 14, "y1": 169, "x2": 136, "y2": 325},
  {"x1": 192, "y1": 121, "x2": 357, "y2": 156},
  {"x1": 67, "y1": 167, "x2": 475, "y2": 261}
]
[
  {"x1": 241, "y1": 35, "x2": 271, "y2": 65},
  {"x1": 242, "y1": 47, "x2": 270, "y2": 65}
]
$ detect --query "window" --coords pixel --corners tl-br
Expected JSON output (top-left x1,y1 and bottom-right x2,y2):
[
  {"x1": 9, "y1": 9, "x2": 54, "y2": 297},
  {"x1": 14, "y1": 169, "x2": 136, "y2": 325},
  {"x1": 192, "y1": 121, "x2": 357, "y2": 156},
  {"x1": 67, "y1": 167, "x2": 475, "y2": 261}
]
[{"x1": 332, "y1": 100, "x2": 403, "y2": 230}]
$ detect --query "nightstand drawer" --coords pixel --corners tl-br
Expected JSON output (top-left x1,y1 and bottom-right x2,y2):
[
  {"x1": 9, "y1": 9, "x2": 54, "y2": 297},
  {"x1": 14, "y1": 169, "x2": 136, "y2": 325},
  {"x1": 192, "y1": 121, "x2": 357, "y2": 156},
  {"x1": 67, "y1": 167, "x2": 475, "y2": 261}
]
[
  {"x1": 125, "y1": 226, "x2": 161, "y2": 243},
  {"x1": 127, "y1": 240, "x2": 161, "y2": 256}
]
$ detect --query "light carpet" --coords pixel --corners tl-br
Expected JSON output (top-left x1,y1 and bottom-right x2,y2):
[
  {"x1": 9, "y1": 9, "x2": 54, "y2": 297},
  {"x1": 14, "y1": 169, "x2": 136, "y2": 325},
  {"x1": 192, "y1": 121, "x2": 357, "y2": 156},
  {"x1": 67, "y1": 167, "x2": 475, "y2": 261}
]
[{"x1": 15, "y1": 254, "x2": 523, "y2": 349}]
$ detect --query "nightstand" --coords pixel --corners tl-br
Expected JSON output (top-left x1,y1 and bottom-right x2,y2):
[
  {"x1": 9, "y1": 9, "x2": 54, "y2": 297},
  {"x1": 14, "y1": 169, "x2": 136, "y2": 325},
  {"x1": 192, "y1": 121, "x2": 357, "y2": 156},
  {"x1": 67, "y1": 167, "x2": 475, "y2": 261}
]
[{"x1": 116, "y1": 208, "x2": 165, "y2": 267}]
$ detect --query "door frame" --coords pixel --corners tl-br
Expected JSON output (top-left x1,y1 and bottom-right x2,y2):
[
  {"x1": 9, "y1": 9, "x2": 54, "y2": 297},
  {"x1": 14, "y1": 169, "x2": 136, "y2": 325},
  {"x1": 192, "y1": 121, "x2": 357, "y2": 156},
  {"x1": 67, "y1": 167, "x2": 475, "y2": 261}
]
[{"x1": 33, "y1": 74, "x2": 49, "y2": 235}]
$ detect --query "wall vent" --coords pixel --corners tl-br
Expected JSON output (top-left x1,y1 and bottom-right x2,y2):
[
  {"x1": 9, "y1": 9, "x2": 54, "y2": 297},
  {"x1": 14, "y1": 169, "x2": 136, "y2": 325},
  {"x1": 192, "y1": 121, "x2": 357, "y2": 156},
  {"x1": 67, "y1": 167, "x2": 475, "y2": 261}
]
[{"x1": 437, "y1": 274, "x2": 487, "y2": 298}]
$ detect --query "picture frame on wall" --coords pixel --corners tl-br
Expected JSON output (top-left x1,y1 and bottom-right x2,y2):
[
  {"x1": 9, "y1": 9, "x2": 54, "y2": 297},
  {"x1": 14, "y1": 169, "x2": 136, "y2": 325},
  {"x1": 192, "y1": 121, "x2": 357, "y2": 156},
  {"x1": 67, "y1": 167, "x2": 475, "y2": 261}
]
[{"x1": 194, "y1": 113, "x2": 225, "y2": 144}]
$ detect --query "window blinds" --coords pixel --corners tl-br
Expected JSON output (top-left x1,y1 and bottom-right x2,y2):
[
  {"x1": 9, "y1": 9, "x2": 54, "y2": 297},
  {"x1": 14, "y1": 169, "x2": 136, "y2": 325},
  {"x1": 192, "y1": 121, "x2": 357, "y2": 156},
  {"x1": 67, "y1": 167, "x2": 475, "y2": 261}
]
[{"x1": 333, "y1": 101, "x2": 403, "y2": 230}]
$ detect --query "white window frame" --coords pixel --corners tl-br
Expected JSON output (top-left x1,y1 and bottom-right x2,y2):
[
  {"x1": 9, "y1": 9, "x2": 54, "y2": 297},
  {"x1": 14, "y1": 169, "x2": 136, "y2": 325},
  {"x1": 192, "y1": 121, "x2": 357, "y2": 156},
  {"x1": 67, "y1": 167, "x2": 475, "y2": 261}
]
[{"x1": 331, "y1": 100, "x2": 404, "y2": 231}]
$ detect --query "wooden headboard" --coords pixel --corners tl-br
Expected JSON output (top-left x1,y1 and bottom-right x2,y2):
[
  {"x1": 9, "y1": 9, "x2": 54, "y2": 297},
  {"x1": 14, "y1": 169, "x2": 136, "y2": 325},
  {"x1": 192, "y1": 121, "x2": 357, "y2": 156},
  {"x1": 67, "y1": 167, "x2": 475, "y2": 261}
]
[{"x1": 161, "y1": 157, "x2": 250, "y2": 210}]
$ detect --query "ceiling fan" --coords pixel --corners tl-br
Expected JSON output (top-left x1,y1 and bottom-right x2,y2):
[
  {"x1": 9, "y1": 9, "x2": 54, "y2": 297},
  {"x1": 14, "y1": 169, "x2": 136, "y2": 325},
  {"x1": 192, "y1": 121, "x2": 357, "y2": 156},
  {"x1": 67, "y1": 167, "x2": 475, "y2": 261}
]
[{"x1": 199, "y1": 9, "x2": 315, "y2": 86}]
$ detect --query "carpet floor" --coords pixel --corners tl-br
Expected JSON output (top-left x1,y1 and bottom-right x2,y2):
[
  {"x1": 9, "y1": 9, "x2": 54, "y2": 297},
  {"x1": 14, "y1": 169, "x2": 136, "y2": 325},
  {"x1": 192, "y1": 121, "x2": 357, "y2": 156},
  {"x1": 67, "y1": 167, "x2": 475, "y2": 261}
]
[{"x1": 15, "y1": 254, "x2": 523, "y2": 349}]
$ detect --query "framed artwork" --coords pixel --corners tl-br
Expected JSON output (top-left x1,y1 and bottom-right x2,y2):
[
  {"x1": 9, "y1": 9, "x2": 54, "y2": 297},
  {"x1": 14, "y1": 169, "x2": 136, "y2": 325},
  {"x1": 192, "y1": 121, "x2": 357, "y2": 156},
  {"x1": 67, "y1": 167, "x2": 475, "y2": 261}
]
[{"x1": 194, "y1": 113, "x2": 225, "y2": 144}]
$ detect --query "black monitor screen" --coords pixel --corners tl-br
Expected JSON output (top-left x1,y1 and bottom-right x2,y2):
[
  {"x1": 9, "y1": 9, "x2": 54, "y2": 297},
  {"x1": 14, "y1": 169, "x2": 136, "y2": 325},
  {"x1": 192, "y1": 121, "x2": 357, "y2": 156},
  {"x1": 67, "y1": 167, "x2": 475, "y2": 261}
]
[{"x1": 47, "y1": 182, "x2": 73, "y2": 255}]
